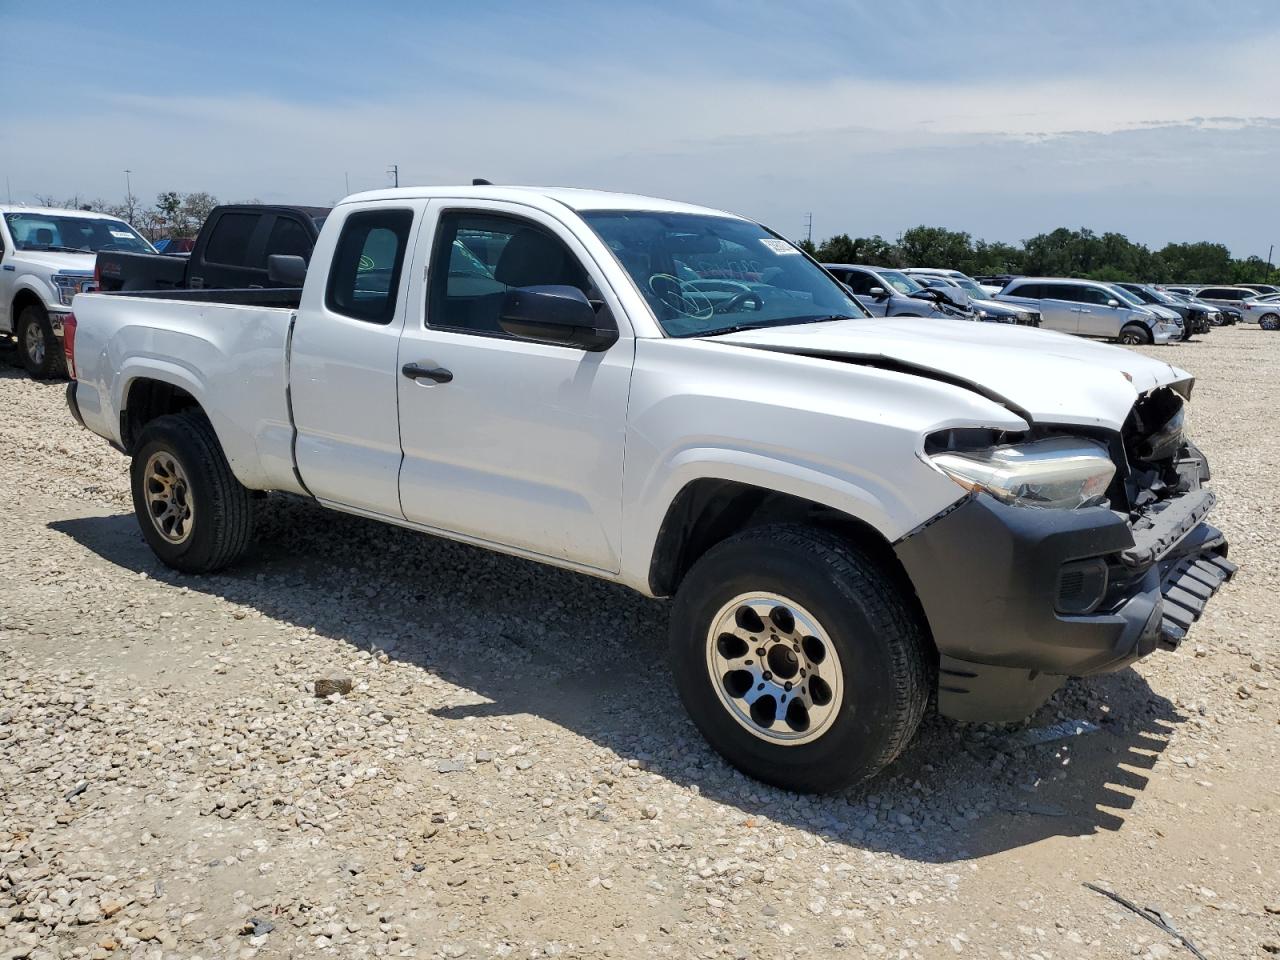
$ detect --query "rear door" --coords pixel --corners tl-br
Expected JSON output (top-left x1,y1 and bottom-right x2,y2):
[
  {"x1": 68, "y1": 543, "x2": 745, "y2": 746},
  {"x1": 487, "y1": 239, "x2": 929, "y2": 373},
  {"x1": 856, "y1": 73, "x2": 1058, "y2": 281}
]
[
  {"x1": 289, "y1": 201, "x2": 423, "y2": 516},
  {"x1": 395, "y1": 201, "x2": 633, "y2": 573}
]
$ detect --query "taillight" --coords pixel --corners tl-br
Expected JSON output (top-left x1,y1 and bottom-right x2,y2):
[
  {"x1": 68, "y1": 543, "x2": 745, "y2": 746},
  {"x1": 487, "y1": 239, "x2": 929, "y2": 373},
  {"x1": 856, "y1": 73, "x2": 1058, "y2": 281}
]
[{"x1": 63, "y1": 313, "x2": 78, "y2": 380}]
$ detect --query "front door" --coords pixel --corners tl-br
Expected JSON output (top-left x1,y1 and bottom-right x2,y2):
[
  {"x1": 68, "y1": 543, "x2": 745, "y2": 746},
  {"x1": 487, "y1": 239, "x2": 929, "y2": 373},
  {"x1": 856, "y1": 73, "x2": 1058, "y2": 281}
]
[{"x1": 395, "y1": 203, "x2": 633, "y2": 573}]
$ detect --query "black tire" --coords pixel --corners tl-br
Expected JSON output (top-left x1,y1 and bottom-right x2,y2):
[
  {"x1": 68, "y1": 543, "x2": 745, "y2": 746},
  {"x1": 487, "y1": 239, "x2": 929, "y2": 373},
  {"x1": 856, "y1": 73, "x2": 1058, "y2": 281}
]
[
  {"x1": 1260, "y1": 313, "x2": 1280, "y2": 331},
  {"x1": 668, "y1": 524, "x2": 931, "y2": 793},
  {"x1": 1117, "y1": 324, "x2": 1152, "y2": 346},
  {"x1": 16, "y1": 305, "x2": 68, "y2": 379},
  {"x1": 130, "y1": 410, "x2": 255, "y2": 573}
]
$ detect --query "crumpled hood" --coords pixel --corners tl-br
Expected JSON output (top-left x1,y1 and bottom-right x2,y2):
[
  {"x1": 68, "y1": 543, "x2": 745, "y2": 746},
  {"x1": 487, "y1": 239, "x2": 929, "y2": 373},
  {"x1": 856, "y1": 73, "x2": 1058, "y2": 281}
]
[
  {"x1": 11, "y1": 251, "x2": 97, "y2": 274},
  {"x1": 707, "y1": 317, "x2": 1193, "y2": 431}
]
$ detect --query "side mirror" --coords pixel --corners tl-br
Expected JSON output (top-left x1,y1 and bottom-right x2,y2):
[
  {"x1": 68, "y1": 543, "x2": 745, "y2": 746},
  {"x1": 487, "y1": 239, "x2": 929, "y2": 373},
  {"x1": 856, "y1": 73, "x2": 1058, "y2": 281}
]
[
  {"x1": 499, "y1": 285, "x2": 617, "y2": 352},
  {"x1": 1106, "y1": 298, "x2": 1120, "y2": 308},
  {"x1": 267, "y1": 254, "x2": 307, "y2": 286},
  {"x1": 869, "y1": 286, "x2": 889, "y2": 300}
]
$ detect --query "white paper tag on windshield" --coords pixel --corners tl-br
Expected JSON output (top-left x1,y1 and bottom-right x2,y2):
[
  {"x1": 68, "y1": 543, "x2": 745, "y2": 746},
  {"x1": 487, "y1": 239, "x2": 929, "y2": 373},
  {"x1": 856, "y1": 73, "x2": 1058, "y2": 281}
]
[
  {"x1": 759, "y1": 238, "x2": 799, "y2": 255},
  {"x1": 109, "y1": 230, "x2": 134, "y2": 239}
]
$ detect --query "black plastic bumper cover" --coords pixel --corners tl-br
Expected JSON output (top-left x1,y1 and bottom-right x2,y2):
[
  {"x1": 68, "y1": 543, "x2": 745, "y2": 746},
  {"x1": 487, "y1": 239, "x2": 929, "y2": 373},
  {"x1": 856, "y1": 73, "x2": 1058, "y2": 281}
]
[{"x1": 894, "y1": 492, "x2": 1233, "y2": 722}]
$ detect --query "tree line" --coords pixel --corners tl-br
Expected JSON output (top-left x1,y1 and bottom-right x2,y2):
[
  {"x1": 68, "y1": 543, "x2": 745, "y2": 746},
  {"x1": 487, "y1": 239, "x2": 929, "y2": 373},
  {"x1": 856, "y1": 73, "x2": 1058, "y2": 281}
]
[
  {"x1": 33, "y1": 191, "x2": 228, "y2": 241},
  {"x1": 798, "y1": 225, "x2": 1276, "y2": 285}
]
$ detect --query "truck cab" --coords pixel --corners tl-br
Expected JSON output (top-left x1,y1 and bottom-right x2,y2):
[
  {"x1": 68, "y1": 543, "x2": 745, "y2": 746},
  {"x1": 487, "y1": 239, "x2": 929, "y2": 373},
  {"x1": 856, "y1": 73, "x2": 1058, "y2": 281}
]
[{"x1": 94, "y1": 204, "x2": 329, "y2": 293}]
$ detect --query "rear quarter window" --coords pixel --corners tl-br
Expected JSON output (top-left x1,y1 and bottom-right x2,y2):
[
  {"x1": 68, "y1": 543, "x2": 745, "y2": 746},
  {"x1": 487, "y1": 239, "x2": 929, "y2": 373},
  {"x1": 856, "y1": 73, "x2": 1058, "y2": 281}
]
[{"x1": 325, "y1": 208, "x2": 414, "y2": 324}]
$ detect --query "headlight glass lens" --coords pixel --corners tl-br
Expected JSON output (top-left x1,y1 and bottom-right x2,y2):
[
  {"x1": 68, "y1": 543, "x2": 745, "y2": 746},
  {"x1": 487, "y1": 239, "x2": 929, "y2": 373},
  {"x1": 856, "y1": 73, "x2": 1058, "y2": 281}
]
[
  {"x1": 52, "y1": 274, "x2": 94, "y2": 307},
  {"x1": 929, "y1": 436, "x2": 1116, "y2": 509}
]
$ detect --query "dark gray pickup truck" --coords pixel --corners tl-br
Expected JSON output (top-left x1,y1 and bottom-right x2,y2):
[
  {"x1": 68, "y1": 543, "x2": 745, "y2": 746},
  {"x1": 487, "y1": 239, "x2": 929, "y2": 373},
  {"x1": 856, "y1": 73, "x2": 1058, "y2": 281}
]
[{"x1": 94, "y1": 204, "x2": 329, "y2": 293}]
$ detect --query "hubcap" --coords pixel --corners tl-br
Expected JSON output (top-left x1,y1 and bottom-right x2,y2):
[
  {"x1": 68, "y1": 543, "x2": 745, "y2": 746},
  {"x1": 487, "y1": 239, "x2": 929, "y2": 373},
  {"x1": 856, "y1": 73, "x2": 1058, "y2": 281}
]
[
  {"x1": 143, "y1": 451, "x2": 195, "y2": 544},
  {"x1": 706, "y1": 593, "x2": 844, "y2": 746},
  {"x1": 24, "y1": 321, "x2": 45, "y2": 365}
]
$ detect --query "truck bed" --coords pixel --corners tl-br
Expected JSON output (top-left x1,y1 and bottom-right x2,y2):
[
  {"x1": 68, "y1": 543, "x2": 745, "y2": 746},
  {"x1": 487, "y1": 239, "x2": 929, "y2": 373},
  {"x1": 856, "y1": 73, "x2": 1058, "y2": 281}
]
[
  {"x1": 95, "y1": 251, "x2": 189, "y2": 292},
  {"x1": 69, "y1": 291, "x2": 303, "y2": 495}
]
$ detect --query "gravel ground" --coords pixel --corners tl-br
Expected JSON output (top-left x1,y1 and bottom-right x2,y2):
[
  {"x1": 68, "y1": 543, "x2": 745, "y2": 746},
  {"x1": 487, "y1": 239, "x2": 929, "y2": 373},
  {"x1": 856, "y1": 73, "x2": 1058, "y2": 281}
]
[{"x1": 1, "y1": 327, "x2": 1277, "y2": 960}]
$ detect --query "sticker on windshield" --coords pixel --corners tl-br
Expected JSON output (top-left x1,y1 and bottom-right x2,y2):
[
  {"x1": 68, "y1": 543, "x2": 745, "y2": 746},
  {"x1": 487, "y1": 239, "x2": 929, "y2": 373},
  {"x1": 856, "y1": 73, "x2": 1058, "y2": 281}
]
[
  {"x1": 109, "y1": 230, "x2": 134, "y2": 239},
  {"x1": 759, "y1": 238, "x2": 800, "y2": 255}
]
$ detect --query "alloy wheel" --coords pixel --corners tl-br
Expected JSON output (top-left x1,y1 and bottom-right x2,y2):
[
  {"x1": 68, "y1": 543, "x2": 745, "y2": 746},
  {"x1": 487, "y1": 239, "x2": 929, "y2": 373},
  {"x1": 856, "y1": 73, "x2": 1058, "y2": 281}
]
[
  {"x1": 143, "y1": 451, "x2": 196, "y2": 544},
  {"x1": 706, "y1": 593, "x2": 844, "y2": 746}
]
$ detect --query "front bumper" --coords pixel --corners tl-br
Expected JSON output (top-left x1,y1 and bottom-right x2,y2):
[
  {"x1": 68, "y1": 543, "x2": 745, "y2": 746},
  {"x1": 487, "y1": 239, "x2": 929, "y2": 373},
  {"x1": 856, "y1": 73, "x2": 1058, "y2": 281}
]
[{"x1": 894, "y1": 490, "x2": 1234, "y2": 722}]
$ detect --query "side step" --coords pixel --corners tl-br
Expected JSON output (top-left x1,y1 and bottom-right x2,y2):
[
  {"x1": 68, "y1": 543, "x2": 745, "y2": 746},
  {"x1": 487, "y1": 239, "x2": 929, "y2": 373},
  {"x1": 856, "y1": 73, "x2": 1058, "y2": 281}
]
[{"x1": 1158, "y1": 552, "x2": 1237, "y2": 649}]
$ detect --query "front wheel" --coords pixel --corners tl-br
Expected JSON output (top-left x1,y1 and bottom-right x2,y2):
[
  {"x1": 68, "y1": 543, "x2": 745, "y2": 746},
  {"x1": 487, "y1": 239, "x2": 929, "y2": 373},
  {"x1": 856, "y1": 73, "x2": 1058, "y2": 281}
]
[
  {"x1": 1117, "y1": 324, "x2": 1152, "y2": 345},
  {"x1": 130, "y1": 410, "x2": 256, "y2": 573},
  {"x1": 16, "y1": 305, "x2": 67, "y2": 379},
  {"x1": 1259, "y1": 312, "x2": 1280, "y2": 331},
  {"x1": 668, "y1": 524, "x2": 931, "y2": 793}
]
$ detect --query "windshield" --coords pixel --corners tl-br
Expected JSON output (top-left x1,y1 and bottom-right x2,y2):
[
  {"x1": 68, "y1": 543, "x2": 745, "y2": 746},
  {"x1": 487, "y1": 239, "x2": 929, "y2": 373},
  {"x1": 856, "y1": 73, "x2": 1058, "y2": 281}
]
[
  {"x1": 580, "y1": 211, "x2": 863, "y2": 336},
  {"x1": 951, "y1": 278, "x2": 986, "y2": 298},
  {"x1": 1108, "y1": 285, "x2": 1146, "y2": 308},
  {"x1": 3, "y1": 213, "x2": 152, "y2": 254},
  {"x1": 877, "y1": 269, "x2": 924, "y2": 295}
]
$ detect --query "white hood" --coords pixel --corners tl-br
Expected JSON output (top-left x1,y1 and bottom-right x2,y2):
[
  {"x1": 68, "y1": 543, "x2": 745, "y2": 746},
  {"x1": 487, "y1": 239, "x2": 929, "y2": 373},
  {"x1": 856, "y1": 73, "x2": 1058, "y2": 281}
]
[
  {"x1": 708, "y1": 317, "x2": 1193, "y2": 431},
  {"x1": 13, "y1": 250, "x2": 97, "y2": 274}
]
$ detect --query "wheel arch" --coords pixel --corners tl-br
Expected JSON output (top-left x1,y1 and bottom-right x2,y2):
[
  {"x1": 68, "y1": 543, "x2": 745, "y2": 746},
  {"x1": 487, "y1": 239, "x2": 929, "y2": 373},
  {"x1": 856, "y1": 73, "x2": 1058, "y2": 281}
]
[
  {"x1": 11, "y1": 287, "x2": 48, "y2": 325},
  {"x1": 646, "y1": 478, "x2": 936, "y2": 654},
  {"x1": 120, "y1": 375, "x2": 204, "y2": 453}
]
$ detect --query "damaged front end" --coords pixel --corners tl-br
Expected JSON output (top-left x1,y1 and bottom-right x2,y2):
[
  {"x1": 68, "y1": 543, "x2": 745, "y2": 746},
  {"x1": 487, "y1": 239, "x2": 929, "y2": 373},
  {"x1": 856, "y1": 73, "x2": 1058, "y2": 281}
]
[
  {"x1": 895, "y1": 382, "x2": 1236, "y2": 723},
  {"x1": 1109, "y1": 386, "x2": 1236, "y2": 648}
]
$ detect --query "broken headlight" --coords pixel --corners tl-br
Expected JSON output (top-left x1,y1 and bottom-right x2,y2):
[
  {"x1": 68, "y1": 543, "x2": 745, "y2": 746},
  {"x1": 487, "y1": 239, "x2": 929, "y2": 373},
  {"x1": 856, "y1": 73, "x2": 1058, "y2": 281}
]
[{"x1": 929, "y1": 436, "x2": 1116, "y2": 509}]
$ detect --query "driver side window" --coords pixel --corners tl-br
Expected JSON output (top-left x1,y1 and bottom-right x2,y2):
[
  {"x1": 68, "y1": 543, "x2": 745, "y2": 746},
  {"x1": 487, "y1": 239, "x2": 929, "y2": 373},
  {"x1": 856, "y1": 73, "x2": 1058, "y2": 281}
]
[
  {"x1": 427, "y1": 211, "x2": 592, "y2": 336},
  {"x1": 842, "y1": 270, "x2": 876, "y2": 296}
]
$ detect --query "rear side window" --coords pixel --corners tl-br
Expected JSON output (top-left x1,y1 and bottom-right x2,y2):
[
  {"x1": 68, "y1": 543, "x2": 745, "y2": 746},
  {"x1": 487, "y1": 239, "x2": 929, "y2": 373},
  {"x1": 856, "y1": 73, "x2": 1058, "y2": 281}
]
[
  {"x1": 326, "y1": 208, "x2": 414, "y2": 324},
  {"x1": 1006, "y1": 282, "x2": 1043, "y2": 299},
  {"x1": 203, "y1": 213, "x2": 259, "y2": 266},
  {"x1": 263, "y1": 216, "x2": 313, "y2": 264}
]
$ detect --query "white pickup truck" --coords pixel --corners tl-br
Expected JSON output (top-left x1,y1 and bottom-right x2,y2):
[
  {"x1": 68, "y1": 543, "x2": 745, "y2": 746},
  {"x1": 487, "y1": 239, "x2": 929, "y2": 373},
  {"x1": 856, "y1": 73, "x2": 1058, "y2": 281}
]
[{"x1": 65, "y1": 186, "x2": 1236, "y2": 792}]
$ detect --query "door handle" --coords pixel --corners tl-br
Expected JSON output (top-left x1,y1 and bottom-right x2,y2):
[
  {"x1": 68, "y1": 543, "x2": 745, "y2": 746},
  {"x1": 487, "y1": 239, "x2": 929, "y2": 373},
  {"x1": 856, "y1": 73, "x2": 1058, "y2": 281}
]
[{"x1": 401, "y1": 362, "x2": 453, "y2": 384}]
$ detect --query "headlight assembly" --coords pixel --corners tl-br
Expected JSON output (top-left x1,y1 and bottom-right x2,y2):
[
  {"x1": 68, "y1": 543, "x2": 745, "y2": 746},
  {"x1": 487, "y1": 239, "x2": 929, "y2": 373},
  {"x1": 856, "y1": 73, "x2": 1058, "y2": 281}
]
[
  {"x1": 52, "y1": 273, "x2": 95, "y2": 307},
  {"x1": 929, "y1": 436, "x2": 1115, "y2": 509}
]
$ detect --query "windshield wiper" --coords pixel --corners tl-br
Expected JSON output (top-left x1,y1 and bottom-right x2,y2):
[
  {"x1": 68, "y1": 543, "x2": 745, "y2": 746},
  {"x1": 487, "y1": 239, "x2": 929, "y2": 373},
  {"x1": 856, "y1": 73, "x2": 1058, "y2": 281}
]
[
  {"x1": 24, "y1": 245, "x2": 88, "y2": 254},
  {"x1": 697, "y1": 315, "x2": 856, "y2": 338}
]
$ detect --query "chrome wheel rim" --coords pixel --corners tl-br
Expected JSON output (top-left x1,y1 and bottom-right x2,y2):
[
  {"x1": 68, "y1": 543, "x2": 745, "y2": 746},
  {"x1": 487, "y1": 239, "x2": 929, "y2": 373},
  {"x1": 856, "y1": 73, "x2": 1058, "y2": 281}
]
[
  {"x1": 24, "y1": 321, "x2": 45, "y2": 366},
  {"x1": 706, "y1": 593, "x2": 844, "y2": 746},
  {"x1": 144, "y1": 451, "x2": 195, "y2": 544}
]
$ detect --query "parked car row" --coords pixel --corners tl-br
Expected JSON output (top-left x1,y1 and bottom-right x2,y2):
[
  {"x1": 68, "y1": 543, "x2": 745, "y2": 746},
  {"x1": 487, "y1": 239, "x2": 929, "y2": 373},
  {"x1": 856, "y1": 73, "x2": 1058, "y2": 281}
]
[{"x1": 49, "y1": 184, "x2": 1236, "y2": 792}]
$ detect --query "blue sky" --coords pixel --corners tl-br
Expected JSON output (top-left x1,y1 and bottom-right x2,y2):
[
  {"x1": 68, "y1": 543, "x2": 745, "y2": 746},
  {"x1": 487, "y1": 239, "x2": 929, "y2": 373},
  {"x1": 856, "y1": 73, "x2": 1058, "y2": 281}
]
[{"x1": 3, "y1": 0, "x2": 1278, "y2": 257}]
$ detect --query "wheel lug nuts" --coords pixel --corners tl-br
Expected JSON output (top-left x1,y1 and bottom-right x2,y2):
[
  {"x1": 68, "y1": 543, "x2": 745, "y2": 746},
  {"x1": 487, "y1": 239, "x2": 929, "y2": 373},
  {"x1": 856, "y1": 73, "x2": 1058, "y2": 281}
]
[
  {"x1": 763, "y1": 671, "x2": 772, "y2": 681},
  {"x1": 784, "y1": 681, "x2": 793, "y2": 691},
  {"x1": 756, "y1": 648, "x2": 765, "y2": 657}
]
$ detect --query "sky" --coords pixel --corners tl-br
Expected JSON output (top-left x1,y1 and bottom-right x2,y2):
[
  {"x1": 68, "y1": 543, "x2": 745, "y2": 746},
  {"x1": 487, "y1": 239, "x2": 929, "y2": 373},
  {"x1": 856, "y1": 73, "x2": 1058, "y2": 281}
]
[{"x1": 2, "y1": 0, "x2": 1277, "y2": 258}]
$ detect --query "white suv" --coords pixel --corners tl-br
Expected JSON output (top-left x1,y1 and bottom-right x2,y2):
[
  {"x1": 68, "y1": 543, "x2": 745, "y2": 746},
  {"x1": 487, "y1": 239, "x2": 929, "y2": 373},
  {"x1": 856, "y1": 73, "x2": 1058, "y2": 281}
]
[{"x1": 0, "y1": 206, "x2": 154, "y2": 377}]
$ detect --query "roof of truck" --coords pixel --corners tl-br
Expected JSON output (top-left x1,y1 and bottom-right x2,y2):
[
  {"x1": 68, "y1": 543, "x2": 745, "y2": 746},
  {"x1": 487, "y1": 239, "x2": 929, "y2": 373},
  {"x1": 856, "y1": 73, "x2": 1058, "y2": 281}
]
[
  {"x1": 0, "y1": 205, "x2": 132, "y2": 219},
  {"x1": 340, "y1": 185, "x2": 741, "y2": 218}
]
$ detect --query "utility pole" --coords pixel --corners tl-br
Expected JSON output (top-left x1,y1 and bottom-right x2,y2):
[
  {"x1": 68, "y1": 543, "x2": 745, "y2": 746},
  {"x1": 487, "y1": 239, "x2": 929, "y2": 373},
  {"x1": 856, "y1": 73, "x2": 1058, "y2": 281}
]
[
  {"x1": 388, "y1": 164, "x2": 399, "y2": 188},
  {"x1": 124, "y1": 169, "x2": 132, "y2": 198},
  {"x1": 1267, "y1": 244, "x2": 1275, "y2": 283},
  {"x1": 804, "y1": 212, "x2": 813, "y2": 245},
  {"x1": 344, "y1": 172, "x2": 350, "y2": 196}
]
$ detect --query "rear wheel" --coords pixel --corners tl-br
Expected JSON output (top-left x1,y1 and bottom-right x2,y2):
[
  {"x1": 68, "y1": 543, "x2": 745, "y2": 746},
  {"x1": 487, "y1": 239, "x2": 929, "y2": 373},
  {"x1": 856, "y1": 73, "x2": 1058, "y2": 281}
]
[
  {"x1": 668, "y1": 524, "x2": 931, "y2": 793},
  {"x1": 1259, "y1": 312, "x2": 1280, "y2": 331},
  {"x1": 1118, "y1": 324, "x2": 1152, "y2": 345},
  {"x1": 130, "y1": 410, "x2": 255, "y2": 573},
  {"x1": 16, "y1": 305, "x2": 67, "y2": 379}
]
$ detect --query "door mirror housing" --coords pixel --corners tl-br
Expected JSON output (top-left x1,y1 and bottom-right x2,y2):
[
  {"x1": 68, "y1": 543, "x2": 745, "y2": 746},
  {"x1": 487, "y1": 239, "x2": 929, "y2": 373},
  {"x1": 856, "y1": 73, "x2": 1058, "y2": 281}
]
[
  {"x1": 267, "y1": 254, "x2": 307, "y2": 286},
  {"x1": 499, "y1": 285, "x2": 618, "y2": 351},
  {"x1": 1106, "y1": 298, "x2": 1120, "y2": 308},
  {"x1": 869, "y1": 286, "x2": 888, "y2": 300}
]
